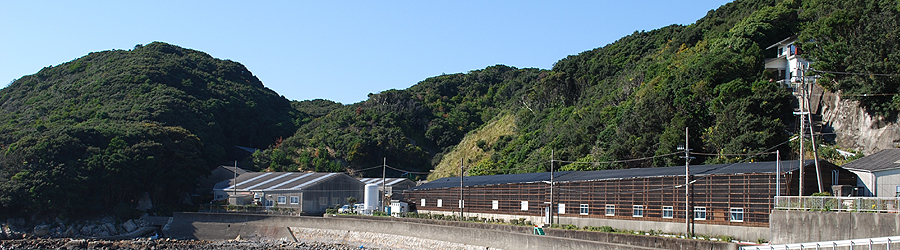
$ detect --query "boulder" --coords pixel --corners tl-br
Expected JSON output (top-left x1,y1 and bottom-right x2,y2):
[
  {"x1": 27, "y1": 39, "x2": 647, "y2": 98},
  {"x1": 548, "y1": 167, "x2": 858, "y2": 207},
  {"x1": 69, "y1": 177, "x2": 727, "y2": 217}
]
[
  {"x1": 80, "y1": 226, "x2": 92, "y2": 236},
  {"x1": 33, "y1": 224, "x2": 51, "y2": 237},
  {"x1": 104, "y1": 222, "x2": 118, "y2": 235},
  {"x1": 123, "y1": 220, "x2": 137, "y2": 232},
  {"x1": 64, "y1": 226, "x2": 76, "y2": 237}
]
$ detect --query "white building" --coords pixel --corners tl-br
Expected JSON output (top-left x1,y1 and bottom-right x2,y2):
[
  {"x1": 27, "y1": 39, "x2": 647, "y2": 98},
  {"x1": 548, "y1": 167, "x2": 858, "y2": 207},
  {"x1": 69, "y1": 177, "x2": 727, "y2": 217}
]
[
  {"x1": 841, "y1": 149, "x2": 900, "y2": 197},
  {"x1": 765, "y1": 36, "x2": 812, "y2": 87},
  {"x1": 358, "y1": 177, "x2": 417, "y2": 201}
]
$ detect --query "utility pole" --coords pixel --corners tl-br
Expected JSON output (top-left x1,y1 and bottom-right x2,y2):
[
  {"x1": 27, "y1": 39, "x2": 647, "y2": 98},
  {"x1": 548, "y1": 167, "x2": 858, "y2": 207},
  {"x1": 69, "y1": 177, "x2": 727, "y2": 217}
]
[
  {"x1": 233, "y1": 160, "x2": 238, "y2": 198},
  {"x1": 797, "y1": 70, "x2": 806, "y2": 196},
  {"x1": 460, "y1": 158, "x2": 464, "y2": 220},
  {"x1": 382, "y1": 157, "x2": 386, "y2": 212},
  {"x1": 776, "y1": 150, "x2": 781, "y2": 197},
  {"x1": 804, "y1": 66, "x2": 824, "y2": 193},
  {"x1": 550, "y1": 150, "x2": 554, "y2": 228},
  {"x1": 678, "y1": 127, "x2": 693, "y2": 237}
]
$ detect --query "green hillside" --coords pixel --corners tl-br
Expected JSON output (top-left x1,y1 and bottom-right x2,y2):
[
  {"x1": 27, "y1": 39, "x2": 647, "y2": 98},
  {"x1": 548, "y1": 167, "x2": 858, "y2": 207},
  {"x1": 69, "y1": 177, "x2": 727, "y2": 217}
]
[
  {"x1": 0, "y1": 42, "x2": 302, "y2": 218},
  {"x1": 259, "y1": 0, "x2": 900, "y2": 179},
  {"x1": 1, "y1": 0, "x2": 898, "y2": 219},
  {"x1": 262, "y1": 0, "x2": 801, "y2": 178}
]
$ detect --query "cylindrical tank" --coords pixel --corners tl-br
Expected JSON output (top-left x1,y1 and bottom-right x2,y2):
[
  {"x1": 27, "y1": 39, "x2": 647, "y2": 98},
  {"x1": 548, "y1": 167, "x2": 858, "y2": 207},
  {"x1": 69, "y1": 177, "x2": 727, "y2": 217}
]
[{"x1": 364, "y1": 184, "x2": 379, "y2": 211}]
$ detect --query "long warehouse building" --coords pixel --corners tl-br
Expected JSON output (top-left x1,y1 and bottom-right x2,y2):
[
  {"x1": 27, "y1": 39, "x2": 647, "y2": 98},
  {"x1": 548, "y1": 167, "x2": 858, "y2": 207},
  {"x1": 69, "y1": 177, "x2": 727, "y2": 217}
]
[{"x1": 403, "y1": 160, "x2": 857, "y2": 241}]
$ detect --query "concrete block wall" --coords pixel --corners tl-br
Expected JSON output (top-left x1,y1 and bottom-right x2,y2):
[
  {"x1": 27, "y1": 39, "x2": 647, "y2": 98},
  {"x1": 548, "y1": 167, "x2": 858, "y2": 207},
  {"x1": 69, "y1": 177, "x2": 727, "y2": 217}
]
[
  {"x1": 770, "y1": 210, "x2": 900, "y2": 244},
  {"x1": 421, "y1": 209, "x2": 768, "y2": 242},
  {"x1": 168, "y1": 212, "x2": 737, "y2": 250}
]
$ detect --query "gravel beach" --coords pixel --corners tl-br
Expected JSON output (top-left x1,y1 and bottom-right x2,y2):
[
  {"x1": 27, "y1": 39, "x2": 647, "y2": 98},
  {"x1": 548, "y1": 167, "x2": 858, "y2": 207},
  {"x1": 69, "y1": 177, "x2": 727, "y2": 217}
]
[{"x1": 0, "y1": 238, "x2": 379, "y2": 250}]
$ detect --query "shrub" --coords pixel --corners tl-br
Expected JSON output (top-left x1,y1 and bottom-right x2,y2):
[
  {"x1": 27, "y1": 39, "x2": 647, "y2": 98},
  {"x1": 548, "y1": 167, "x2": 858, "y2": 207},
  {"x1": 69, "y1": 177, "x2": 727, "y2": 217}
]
[{"x1": 719, "y1": 235, "x2": 735, "y2": 242}]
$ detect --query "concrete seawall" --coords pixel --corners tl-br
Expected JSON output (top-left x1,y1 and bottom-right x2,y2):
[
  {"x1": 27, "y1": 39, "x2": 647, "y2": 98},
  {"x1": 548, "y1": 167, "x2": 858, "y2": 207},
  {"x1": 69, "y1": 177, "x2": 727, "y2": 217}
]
[
  {"x1": 167, "y1": 212, "x2": 737, "y2": 250},
  {"x1": 770, "y1": 210, "x2": 900, "y2": 244}
]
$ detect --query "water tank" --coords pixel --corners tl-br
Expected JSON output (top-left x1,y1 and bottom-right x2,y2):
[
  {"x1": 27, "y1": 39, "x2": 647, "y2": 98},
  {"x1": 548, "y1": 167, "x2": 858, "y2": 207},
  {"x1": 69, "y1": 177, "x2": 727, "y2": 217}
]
[{"x1": 364, "y1": 184, "x2": 379, "y2": 211}]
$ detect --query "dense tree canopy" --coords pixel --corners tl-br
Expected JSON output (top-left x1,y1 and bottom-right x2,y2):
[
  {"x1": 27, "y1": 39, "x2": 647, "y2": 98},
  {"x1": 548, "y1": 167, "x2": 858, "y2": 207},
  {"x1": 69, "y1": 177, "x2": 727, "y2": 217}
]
[
  {"x1": 0, "y1": 42, "x2": 300, "y2": 218},
  {"x1": 798, "y1": 0, "x2": 900, "y2": 116}
]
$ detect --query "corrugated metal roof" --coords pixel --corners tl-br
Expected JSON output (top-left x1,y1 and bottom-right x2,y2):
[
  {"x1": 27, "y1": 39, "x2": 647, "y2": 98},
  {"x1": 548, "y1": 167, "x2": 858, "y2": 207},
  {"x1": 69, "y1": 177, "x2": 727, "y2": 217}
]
[
  {"x1": 214, "y1": 172, "x2": 349, "y2": 192},
  {"x1": 291, "y1": 173, "x2": 338, "y2": 189},
  {"x1": 409, "y1": 160, "x2": 813, "y2": 191},
  {"x1": 358, "y1": 178, "x2": 409, "y2": 186},
  {"x1": 408, "y1": 171, "x2": 571, "y2": 191},
  {"x1": 265, "y1": 173, "x2": 316, "y2": 190},
  {"x1": 218, "y1": 166, "x2": 248, "y2": 175},
  {"x1": 841, "y1": 149, "x2": 900, "y2": 172}
]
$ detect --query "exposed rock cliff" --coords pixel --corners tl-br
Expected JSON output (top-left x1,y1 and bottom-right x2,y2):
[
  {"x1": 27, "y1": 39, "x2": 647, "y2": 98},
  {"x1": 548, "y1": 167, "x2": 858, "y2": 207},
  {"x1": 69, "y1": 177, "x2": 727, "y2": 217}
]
[{"x1": 820, "y1": 88, "x2": 900, "y2": 154}]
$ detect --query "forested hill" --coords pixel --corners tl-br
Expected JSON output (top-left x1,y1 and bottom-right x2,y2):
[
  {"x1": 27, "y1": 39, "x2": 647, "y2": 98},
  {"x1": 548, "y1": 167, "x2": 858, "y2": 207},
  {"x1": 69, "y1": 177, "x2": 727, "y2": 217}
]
[
  {"x1": 255, "y1": 0, "x2": 801, "y2": 178},
  {"x1": 0, "y1": 42, "x2": 306, "y2": 218},
  {"x1": 255, "y1": 0, "x2": 900, "y2": 180},
  {"x1": 2, "y1": 0, "x2": 898, "y2": 219}
]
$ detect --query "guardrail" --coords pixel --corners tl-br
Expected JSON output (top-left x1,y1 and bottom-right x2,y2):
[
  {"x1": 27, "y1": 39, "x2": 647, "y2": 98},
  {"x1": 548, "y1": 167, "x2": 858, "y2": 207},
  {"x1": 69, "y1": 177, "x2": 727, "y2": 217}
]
[
  {"x1": 775, "y1": 196, "x2": 900, "y2": 213},
  {"x1": 741, "y1": 236, "x2": 900, "y2": 250}
]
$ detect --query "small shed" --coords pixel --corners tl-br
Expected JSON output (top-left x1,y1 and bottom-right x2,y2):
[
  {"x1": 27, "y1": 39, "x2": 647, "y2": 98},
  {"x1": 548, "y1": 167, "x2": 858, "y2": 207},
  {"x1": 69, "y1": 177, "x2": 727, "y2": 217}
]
[
  {"x1": 842, "y1": 149, "x2": 900, "y2": 197},
  {"x1": 214, "y1": 172, "x2": 365, "y2": 213}
]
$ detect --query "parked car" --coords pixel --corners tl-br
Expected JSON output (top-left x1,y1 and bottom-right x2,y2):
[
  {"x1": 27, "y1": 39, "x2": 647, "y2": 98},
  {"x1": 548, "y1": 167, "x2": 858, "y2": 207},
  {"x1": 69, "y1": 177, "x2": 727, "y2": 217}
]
[{"x1": 338, "y1": 205, "x2": 352, "y2": 213}]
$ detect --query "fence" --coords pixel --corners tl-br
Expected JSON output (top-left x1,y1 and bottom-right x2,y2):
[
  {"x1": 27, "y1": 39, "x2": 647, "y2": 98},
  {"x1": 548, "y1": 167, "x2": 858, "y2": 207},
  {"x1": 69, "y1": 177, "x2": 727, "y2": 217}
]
[
  {"x1": 741, "y1": 236, "x2": 900, "y2": 250},
  {"x1": 198, "y1": 204, "x2": 299, "y2": 215},
  {"x1": 775, "y1": 196, "x2": 900, "y2": 213}
]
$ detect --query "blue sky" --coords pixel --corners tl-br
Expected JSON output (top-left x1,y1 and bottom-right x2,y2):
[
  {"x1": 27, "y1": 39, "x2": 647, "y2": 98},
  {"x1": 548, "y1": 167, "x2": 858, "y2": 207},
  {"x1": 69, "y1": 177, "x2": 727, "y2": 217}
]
[{"x1": 1, "y1": 1, "x2": 731, "y2": 104}]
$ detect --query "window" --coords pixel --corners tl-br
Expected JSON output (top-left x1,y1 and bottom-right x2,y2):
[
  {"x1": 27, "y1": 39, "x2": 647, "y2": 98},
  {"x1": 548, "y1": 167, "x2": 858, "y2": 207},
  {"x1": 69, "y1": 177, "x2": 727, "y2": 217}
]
[
  {"x1": 459, "y1": 200, "x2": 464, "y2": 209},
  {"x1": 318, "y1": 197, "x2": 326, "y2": 205},
  {"x1": 290, "y1": 196, "x2": 299, "y2": 204},
  {"x1": 277, "y1": 196, "x2": 286, "y2": 204},
  {"x1": 558, "y1": 204, "x2": 565, "y2": 214},
  {"x1": 580, "y1": 204, "x2": 589, "y2": 215},
  {"x1": 437, "y1": 199, "x2": 442, "y2": 207},
  {"x1": 605, "y1": 205, "x2": 615, "y2": 216},
  {"x1": 730, "y1": 208, "x2": 744, "y2": 222},
  {"x1": 694, "y1": 207, "x2": 707, "y2": 220},
  {"x1": 332, "y1": 197, "x2": 339, "y2": 205},
  {"x1": 632, "y1": 205, "x2": 644, "y2": 217},
  {"x1": 265, "y1": 199, "x2": 274, "y2": 207},
  {"x1": 521, "y1": 201, "x2": 528, "y2": 211},
  {"x1": 662, "y1": 206, "x2": 674, "y2": 219},
  {"x1": 421, "y1": 199, "x2": 426, "y2": 207},
  {"x1": 492, "y1": 200, "x2": 499, "y2": 210}
]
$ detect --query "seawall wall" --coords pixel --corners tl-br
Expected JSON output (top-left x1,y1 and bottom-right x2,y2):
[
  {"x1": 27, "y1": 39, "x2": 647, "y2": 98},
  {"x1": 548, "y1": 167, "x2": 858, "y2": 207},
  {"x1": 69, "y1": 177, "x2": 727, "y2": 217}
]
[{"x1": 166, "y1": 212, "x2": 738, "y2": 250}]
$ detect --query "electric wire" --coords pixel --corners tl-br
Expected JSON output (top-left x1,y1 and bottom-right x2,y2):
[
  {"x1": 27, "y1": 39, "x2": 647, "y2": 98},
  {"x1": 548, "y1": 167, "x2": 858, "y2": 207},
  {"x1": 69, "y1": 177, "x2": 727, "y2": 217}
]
[{"x1": 810, "y1": 69, "x2": 900, "y2": 77}]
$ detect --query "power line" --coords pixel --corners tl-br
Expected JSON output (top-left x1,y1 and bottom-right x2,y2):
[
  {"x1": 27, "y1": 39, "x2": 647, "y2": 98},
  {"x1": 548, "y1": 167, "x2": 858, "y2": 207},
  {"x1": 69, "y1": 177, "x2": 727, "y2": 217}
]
[
  {"x1": 552, "y1": 152, "x2": 681, "y2": 165},
  {"x1": 383, "y1": 164, "x2": 432, "y2": 175},
  {"x1": 692, "y1": 152, "x2": 777, "y2": 157},
  {"x1": 810, "y1": 69, "x2": 900, "y2": 77}
]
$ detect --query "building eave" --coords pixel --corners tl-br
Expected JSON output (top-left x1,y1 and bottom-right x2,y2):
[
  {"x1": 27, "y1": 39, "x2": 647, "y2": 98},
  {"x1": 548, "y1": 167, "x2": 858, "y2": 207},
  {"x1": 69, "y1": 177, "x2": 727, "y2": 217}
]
[{"x1": 766, "y1": 36, "x2": 798, "y2": 50}]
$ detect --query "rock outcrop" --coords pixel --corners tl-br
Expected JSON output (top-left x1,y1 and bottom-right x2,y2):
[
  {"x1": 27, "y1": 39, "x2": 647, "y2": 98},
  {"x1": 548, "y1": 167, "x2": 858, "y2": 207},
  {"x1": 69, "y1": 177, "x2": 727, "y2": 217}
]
[{"x1": 820, "y1": 89, "x2": 900, "y2": 154}]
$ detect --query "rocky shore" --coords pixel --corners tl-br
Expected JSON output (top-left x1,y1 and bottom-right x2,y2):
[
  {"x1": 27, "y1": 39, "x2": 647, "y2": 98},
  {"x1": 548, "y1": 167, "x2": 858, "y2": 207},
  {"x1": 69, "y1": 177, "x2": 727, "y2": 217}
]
[
  {"x1": 0, "y1": 238, "x2": 378, "y2": 250},
  {"x1": 2, "y1": 217, "x2": 157, "y2": 240}
]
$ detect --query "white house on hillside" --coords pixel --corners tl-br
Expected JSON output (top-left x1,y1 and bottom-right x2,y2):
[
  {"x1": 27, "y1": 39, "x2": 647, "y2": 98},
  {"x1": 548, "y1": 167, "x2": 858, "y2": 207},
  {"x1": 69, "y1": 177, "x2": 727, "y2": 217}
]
[{"x1": 764, "y1": 36, "x2": 812, "y2": 87}]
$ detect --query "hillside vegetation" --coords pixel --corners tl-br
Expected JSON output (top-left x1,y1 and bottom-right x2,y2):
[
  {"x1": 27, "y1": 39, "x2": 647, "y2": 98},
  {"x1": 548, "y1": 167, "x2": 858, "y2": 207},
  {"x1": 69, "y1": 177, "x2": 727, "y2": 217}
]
[
  {"x1": 0, "y1": 42, "x2": 303, "y2": 218},
  {"x1": 257, "y1": 0, "x2": 900, "y2": 180},
  {"x1": 1, "y1": 0, "x2": 898, "y2": 218}
]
